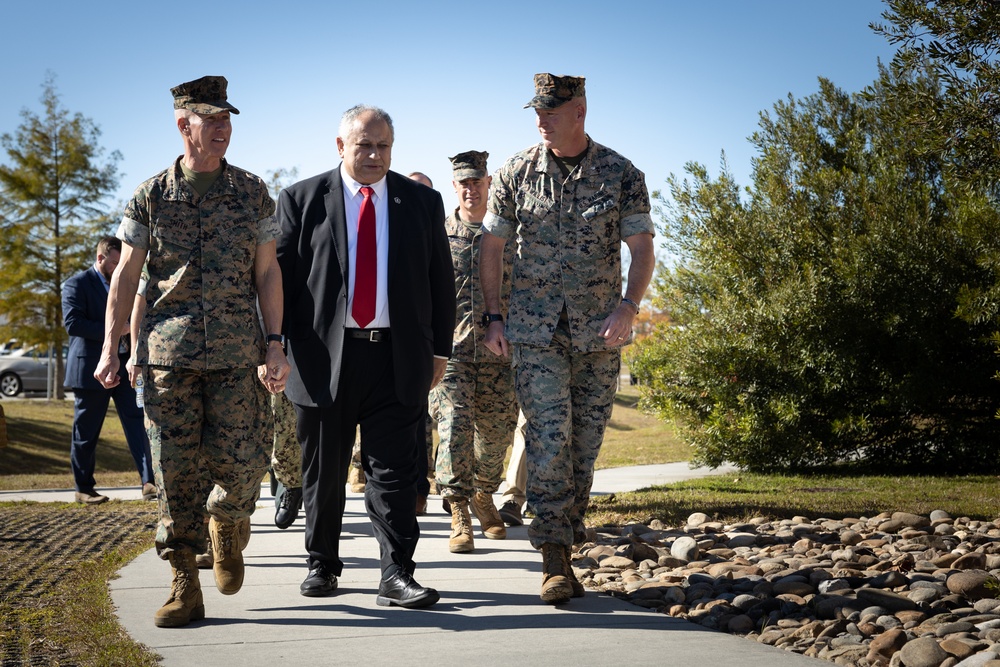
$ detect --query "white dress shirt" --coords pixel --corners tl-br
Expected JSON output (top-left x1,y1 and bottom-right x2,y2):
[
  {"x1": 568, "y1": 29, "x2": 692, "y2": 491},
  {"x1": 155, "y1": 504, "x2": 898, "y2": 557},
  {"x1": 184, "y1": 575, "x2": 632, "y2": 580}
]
[{"x1": 340, "y1": 164, "x2": 390, "y2": 328}]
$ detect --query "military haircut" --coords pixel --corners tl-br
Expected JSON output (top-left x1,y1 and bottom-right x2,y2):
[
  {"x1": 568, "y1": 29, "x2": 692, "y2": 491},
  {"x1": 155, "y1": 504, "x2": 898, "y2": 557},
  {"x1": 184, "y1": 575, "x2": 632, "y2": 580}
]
[{"x1": 97, "y1": 235, "x2": 121, "y2": 257}]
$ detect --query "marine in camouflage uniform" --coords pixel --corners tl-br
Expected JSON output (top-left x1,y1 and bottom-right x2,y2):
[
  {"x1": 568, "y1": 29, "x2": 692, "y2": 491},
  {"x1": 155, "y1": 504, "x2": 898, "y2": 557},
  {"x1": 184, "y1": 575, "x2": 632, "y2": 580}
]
[
  {"x1": 261, "y1": 310, "x2": 303, "y2": 529},
  {"x1": 270, "y1": 391, "x2": 301, "y2": 489},
  {"x1": 270, "y1": 387, "x2": 304, "y2": 530},
  {"x1": 481, "y1": 74, "x2": 656, "y2": 604},
  {"x1": 429, "y1": 151, "x2": 519, "y2": 552},
  {"x1": 95, "y1": 76, "x2": 290, "y2": 627}
]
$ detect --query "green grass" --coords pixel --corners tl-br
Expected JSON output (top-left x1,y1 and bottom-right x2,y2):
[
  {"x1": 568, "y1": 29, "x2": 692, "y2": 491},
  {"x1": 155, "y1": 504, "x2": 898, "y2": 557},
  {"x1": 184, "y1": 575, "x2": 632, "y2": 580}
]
[
  {"x1": 597, "y1": 383, "x2": 690, "y2": 469},
  {"x1": 0, "y1": 400, "x2": 142, "y2": 490},
  {"x1": 586, "y1": 472, "x2": 1000, "y2": 526}
]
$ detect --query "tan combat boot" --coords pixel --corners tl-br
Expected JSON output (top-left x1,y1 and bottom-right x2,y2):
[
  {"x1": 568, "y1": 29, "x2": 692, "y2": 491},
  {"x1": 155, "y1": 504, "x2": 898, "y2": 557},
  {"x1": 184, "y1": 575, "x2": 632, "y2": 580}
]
[
  {"x1": 471, "y1": 491, "x2": 507, "y2": 540},
  {"x1": 540, "y1": 543, "x2": 573, "y2": 604},
  {"x1": 565, "y1": 547, "x2": 585, "y2": 598},
  {"x1": 194, "y1": 514, "x2": 213, "y2": 568},
  {"x1": 347, "y1": 465, "x2": 367, "y2": 493},
  {"x1": 448, "y1": 497, "x2": 474, "y2": 553},
  {"x1": 209, "y1": 516, "x2": 250, "y2": 595},
  {"x1": 154, "y1": 551, "x2": 205, "y2": 628},
  {"x1": 194, "y1": 537, "x2": 213, "y2": 569}
]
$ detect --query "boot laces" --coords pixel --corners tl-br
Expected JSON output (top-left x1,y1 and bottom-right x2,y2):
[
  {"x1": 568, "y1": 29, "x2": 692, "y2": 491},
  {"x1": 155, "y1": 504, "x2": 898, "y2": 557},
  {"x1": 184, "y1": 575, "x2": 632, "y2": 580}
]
[
  {"x1": 452, "y1": 501, "x2": 471, "y2": 533},
  {"x1": 169, "y1": 555, "x2": 196, "y2": 598},
  {"x1": 216, "y1": 524, "x2": 236, "y2": 559}
]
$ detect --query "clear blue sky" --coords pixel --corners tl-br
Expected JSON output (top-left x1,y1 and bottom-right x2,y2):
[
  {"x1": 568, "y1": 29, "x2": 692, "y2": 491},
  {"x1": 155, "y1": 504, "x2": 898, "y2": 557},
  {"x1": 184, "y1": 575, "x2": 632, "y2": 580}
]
[{"x1": 0, "y1": 1, "x2": 897, "y2": 218}]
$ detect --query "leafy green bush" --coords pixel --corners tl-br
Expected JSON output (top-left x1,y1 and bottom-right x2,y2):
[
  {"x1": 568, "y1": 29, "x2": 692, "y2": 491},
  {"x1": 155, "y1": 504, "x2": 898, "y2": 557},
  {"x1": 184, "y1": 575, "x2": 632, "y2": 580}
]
[{"x1": 631, "y1": 66, "x2": 1000, "y2": 474}]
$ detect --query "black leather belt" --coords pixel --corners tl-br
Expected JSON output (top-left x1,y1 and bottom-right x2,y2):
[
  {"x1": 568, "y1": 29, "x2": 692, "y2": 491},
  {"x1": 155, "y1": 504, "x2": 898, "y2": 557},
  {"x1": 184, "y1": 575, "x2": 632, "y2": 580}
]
[{"x1": 345, "y1": 328, "x2": 391, "y2": 342}]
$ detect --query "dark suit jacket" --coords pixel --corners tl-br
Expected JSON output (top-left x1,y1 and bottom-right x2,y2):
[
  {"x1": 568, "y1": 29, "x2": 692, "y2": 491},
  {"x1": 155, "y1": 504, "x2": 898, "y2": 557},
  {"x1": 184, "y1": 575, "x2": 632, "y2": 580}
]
[
  {"x1": 276, "y1": 167, "x2": 455, "y2": 408},
  {"x1": 62, "y1": 266, "x2": 120, "y2": 390}
]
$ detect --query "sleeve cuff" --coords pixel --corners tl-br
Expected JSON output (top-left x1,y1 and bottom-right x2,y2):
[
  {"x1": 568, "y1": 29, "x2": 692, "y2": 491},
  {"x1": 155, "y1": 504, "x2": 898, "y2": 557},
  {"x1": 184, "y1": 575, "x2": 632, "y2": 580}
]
[
  {"x1": 482, "y1": 212, "x2": 515, "y2": 239},
  {"x1": 117, "y1": 217, "x2": 151, "y2": 250},
  {"x1": 621, "y1": 213, "x2": 656, "y2": 239}
]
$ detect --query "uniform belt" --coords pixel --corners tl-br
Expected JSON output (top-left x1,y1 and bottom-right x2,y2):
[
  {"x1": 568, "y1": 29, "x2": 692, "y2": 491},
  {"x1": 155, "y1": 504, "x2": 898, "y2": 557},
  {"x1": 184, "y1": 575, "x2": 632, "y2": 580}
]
[{"x1": 345, "y1": 328, "x2": 391, "y2": 342}]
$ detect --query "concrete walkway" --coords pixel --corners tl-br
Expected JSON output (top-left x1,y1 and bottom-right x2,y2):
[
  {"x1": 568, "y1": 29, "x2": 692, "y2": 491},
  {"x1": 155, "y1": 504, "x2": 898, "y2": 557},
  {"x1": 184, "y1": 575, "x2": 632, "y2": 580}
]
[{"x1": 3, "y1": 464, "x2": 821, "y2": 666}]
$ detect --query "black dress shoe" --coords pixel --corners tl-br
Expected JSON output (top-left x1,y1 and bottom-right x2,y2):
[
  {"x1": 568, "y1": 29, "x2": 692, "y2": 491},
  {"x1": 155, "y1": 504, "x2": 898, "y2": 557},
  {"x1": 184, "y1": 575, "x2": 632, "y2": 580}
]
[
  {"x1": 300, "y1": 565, "x2": 338, "y2": 597},
  {"x1": 376, "y1": 571, "x2": 439, "y2": 608},
  {"x1": 274, "y1": 486, "x2": 302, "y2": 529}
]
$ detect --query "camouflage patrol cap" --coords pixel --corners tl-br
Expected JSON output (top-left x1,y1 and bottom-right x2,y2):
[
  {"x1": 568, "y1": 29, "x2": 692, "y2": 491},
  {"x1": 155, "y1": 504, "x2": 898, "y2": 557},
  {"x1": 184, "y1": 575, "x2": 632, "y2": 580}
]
[
  {"x1": 523, "y1": 73, "x2": 586, "y2": 109},
  {"x1": 449, "y1": 150, "x2": 489, "y2": 180},
  {"x1": 170, "y1": 75, "x2": 240, "y2": 115}
]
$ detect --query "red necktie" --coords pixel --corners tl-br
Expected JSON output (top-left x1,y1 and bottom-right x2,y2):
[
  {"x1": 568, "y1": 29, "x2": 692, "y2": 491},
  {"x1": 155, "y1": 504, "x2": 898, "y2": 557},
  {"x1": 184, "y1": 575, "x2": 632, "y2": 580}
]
[{"x1": 353, "y1": 186, "x2": 376, "y2": 327}]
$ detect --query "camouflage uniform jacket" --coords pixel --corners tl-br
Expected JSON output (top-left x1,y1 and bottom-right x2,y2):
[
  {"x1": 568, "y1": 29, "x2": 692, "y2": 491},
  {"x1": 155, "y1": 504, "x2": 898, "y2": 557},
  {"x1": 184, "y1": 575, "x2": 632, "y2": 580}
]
[
  {"x1": 483, "y1": 137, "x2": 655, "y2": 352},
  {"x1": 118, "y1": 157, "x2": 278, "y2": 370},
  {"x1": 446, "y1": 209, "x2": 515, "y2": 363}
]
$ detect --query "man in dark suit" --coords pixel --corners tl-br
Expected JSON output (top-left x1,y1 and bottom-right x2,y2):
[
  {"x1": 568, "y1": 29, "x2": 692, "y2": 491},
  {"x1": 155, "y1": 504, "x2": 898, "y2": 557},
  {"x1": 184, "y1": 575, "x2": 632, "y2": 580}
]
[
  {"x1": 276, "y1": 105, "x2": 454, "y2": 609},
  {"x1": 63, "y1": 236, "x2": 154, "y2": 504}
]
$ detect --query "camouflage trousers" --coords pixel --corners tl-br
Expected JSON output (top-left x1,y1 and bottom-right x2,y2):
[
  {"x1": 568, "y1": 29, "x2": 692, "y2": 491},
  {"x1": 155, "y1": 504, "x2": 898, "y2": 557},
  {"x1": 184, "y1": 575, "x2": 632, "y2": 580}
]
[
  {"x1": 430, "y1": 360, "x2": 518, "y2": 498},
  {"x1": 270, "y1": 391, "x2": 301, "y2": 488},
  {"x1": 142, "y1": 365, "x2": 270, "y2": 558},
  {"x1": 513, "y1": 323, "x2": 621, "y2": 549}
]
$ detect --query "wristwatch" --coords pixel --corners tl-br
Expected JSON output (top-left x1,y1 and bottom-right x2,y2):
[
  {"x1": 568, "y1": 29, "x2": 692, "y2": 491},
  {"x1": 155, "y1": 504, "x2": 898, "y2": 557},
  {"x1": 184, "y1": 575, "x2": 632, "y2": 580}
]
[
  {"x1": 481, "y1": 313, "x2": 503, "y2": 327},
  {"x1": 266, "y1": 334, "x2": 286, "y2": 350},
  {"x1": 621, "y1": 297, "x2": 640, "y2": 314}
]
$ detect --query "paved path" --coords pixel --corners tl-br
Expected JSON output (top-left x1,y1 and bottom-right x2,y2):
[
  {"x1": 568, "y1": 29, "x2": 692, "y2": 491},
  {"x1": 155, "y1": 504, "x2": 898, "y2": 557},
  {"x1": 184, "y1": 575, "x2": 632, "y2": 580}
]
[{"x1": 4, "y1": 464, "x2": 821, "y2": 666}]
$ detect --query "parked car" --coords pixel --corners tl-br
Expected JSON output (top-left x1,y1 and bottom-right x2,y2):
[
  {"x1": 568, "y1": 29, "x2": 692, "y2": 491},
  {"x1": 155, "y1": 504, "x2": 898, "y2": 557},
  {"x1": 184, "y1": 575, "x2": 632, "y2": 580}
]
[
  {"x1": 0, "y1": 347, "x2": 62, "y2": 397},
  {"x1": 0, "y1": 340, "x2": 24, "y2": 356}
]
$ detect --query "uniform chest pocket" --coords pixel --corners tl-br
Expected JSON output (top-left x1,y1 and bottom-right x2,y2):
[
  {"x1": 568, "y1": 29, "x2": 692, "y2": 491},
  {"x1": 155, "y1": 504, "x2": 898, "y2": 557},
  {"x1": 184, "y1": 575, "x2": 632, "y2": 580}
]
[
  {"x1": 517, "y1": 191, "x2": 558, "y2": 246},
  {"x1": 580, "y1": 194, "x2": 622, "y2": 246},
  {"x1": 151, "y1": 219, "x2": 197, "y2": 251},
  {"x1": 217, "y1": 216, "x2": 256, "y2": 252},
  {"x1": 449, "y1": 236, "x2": 472, "y2": 275},
  {"x1": 521, "y1": 190, "x2": 554, "y2": 216},
  {"x1": 581, "y1": 194, "x2": 617, "y2": 221}
]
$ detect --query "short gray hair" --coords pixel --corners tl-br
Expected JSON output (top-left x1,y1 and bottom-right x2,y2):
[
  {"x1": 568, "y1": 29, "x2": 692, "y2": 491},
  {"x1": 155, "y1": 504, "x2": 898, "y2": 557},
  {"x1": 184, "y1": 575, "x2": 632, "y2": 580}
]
[{"x1": 339, "y1": 104, "x2": 394, "y2": 141}]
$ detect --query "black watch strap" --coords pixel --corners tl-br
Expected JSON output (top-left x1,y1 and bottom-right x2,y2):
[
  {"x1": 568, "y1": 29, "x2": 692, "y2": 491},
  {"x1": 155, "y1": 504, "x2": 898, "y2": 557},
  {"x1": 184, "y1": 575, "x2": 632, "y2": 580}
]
[
  {"x1": 481, "y1": 313, "x2": 503, "y2": 327},
  {"x1": 266, "y1": 334, "x2": 285, "y2": 346}
]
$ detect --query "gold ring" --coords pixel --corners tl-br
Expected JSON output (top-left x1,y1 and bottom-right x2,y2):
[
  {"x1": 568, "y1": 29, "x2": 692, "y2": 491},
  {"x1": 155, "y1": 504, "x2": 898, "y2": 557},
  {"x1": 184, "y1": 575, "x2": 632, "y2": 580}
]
[{"x1": 617, "y1": 336, "x2": 624, "y2": 340}]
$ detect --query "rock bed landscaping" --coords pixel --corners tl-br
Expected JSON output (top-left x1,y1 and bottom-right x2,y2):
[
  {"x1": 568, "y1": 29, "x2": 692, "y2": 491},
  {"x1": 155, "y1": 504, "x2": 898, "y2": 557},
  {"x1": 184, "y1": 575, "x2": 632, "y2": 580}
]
[{"x1": 572, "y1": 510, "x2": 1000, "y2": 667}]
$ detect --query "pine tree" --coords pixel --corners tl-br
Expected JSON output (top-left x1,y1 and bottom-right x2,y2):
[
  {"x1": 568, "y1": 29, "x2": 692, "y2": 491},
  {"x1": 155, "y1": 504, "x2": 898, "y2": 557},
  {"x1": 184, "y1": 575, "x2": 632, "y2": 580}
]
[{"x1": 0, "y1": 74, "x2": 121, "y2": 398}]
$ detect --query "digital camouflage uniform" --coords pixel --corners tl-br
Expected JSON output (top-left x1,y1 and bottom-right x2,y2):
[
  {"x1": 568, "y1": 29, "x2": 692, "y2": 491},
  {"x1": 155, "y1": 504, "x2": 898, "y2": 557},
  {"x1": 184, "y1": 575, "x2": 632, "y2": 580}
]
[
  {"x1": 119, "y1": 157, "x2": 277, "y2": 557},
  {"x1": 270, "y1": 391, "x2": 301, "y2": 488},
  {"x1": 430, "y1": 207, "x2": 518, "y2": 499},
  {"x1": 483, "y1": 137, "x2": 654, "y2": 549}
]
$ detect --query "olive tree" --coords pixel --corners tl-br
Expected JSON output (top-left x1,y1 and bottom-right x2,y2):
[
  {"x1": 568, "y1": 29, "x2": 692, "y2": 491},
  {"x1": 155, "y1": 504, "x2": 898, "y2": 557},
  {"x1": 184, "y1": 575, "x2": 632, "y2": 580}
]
[{"x1": 630, "y1": 65, "x2": 1000, "y2": 473}]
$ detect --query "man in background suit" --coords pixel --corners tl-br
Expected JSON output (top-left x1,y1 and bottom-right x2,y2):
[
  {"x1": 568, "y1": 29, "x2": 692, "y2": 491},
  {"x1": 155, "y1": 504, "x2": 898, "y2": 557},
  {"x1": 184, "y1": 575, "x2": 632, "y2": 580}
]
[
  {"x1": 63, "y1": 235, "x2": 154, "y2": 504},
  {"x1": 277, "y1": 105, "x2": 454, "y2": 609}
]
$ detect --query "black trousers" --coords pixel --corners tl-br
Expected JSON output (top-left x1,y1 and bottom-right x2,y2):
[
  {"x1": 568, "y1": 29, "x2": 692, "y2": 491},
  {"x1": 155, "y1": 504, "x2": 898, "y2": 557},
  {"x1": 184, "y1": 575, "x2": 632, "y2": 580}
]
[
  {"x1": 295, "y1": 336, "x2": 423, "y2": 578},
  {"x1": 416, "y1": 400, "x2": 430, "y2": 497}
]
